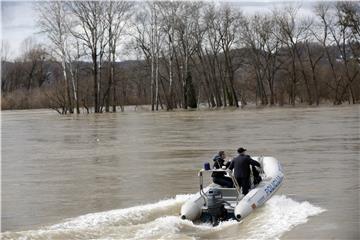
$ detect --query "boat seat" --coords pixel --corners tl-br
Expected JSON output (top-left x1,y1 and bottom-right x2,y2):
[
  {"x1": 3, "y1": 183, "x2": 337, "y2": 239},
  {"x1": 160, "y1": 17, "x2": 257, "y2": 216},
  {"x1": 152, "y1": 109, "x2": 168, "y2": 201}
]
[{"x1": 215, "y1": 187, "x2": 239, "y2": 197}]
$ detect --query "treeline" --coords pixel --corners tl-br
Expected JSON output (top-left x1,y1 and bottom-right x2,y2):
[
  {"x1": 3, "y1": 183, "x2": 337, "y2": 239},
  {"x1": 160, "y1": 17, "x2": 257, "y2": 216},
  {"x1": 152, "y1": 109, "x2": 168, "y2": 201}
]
[{"x1": 1, "y1": 1, "x2": 359, "y2": 113}]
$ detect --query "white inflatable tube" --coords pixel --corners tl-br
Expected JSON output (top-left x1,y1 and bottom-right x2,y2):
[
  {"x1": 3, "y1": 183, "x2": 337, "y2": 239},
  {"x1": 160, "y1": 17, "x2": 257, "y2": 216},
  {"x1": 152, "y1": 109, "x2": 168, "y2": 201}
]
[
  {"x1": 181, "y1": 185, "x2": 211, "y2": 220},
  {"x1": 180, "y1": 194, "x2": 204, "y2": 220},
  {"x1": 234, "y1": 156, "x2": 284, "y2": 220}
]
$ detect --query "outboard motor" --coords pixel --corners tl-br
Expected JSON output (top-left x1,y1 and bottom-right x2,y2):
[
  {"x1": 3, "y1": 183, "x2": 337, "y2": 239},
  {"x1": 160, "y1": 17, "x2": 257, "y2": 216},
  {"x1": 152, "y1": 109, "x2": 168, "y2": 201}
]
[{"x1": 206, "y1": 188, "x2": 227, "y2": 226}]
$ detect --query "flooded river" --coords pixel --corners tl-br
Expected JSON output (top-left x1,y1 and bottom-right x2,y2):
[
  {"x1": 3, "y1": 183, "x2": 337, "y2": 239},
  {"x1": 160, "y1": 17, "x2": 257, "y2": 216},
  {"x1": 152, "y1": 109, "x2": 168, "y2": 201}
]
[{"x1": 1, "y1": 105, "x2": 359, "y2": 239}]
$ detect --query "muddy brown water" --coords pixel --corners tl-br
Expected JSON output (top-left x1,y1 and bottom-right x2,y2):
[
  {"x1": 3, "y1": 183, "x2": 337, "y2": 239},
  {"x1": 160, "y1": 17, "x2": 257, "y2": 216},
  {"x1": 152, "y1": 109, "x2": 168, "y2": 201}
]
[{"x1": 1, "y1": 105, "x2": 359, "y2": 239}]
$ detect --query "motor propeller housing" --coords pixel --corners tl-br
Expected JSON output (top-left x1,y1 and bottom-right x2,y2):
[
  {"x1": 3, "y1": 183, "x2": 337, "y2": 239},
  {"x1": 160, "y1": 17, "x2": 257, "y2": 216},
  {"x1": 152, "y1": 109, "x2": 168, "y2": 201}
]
[{"x1": 205, "y1": 188, "x2": 227, "y2": 226}]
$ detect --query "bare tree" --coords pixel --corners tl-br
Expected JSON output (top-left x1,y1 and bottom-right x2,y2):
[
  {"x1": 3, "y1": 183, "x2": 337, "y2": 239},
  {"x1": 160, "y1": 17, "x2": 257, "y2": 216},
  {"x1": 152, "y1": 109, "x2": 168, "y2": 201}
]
[
  {"x1": 68, "y1": 1, "x2": 108, "y2": 113},
  {"x1": 37, "y1": 1, "x2": 76, "y2": 113},
  {"x1": 314, "y1": 2, "x2": 359, "y2": 104},
  {"x1": 314, "y1": 3, "x2": 342, "y2": 104},
  {"x1": 104, "y1": 1, "x2": 133, "y2": 112},
  {"x1": 21, "y1": 38, "x2": 48, "y2": 91},
  {"x1": 305, "y1": 40, "x2": 323, "y2": 105},
  {"x1": 157, "y1": 1, "x2": 180, "y2": 110},
  {"x1": 242, "y1": 14, "x2": 269, "y2": 105},
  {"x1": 243, "y1": 14, "x2": 283, "y2": 105},
  {"x1": 334, "y1": 2, "x2": 359, "y2": 103},
  {"x1": 132, "y1": 2, "x2": 161, "y2": 111},
  {"x1": 174, "y1": 2, "x2": 203, "y2": 109},
  {"x1": 66, "y1": 38, "x2": 83, "y2": 113},
  {"x1": 273, "y1": 6, "x2": 314, "y2": 105},
  {"x1": 203, "y1": 4, "x2": 224, "y2": 107},
  {"x1": 1, "y1": 40, "x2": 11, "y2": 92},
  {"x1": 217, "y1": 5, "x2": 243, "y2": 107}
]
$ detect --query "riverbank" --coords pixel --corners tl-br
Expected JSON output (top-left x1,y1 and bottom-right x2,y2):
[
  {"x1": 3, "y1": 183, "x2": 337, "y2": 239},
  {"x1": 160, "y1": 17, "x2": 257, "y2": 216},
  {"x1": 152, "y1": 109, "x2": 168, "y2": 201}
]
[{"x1": 2, "y1": 101, "x2": 358, "y2": 114}]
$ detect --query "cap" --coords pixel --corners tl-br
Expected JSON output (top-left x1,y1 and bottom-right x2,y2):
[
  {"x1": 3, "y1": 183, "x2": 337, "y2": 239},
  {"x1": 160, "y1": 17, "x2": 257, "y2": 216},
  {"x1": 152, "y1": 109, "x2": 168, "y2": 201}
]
[{"x1": 237, "y1": 147, "x2": 247, "y2": 153}]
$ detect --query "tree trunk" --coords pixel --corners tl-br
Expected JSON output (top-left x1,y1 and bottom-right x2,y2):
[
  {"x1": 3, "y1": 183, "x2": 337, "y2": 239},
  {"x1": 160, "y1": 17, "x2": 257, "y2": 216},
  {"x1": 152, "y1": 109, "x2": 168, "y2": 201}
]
[
  {"x1": 93, "y1": 52, "x2": 99, "y2": 113},
  {"x1": 294, "y1": 46, "x2": 312, "y2": 105},
  {"x1": 60, "y1": 56, "x2": 71, "y2": 114},
  {"x1": 105, "y1": 37, "x2": 112, "y2": 113}
]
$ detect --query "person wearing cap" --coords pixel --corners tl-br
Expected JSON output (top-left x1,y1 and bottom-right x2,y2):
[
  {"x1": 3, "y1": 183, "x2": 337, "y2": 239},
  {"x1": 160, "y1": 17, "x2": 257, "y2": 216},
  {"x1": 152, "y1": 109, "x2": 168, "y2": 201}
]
[
  {"x1": 229, "y1": 147, "x2": 261, "y2": 195},
  {"x1": 211, "y1": 151, "x2": 233, "y2": 188}
]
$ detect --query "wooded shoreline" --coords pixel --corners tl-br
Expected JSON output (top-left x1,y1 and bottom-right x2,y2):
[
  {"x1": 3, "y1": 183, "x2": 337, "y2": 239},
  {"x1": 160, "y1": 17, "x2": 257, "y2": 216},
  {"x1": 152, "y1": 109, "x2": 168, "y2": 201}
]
[{"x1": 1, "y1": 1, "x2": 359, "y2": 114}]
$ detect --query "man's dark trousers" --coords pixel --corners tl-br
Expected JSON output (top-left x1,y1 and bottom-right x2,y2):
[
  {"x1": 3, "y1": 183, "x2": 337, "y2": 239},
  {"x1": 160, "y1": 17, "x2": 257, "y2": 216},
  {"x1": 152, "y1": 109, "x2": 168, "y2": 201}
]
[
  {"x1": 213, "y1": 176, "x2": 234, "y2": 188},
  {"x1": 235, "y1": 177, "x2": 251, "y2": 195}
]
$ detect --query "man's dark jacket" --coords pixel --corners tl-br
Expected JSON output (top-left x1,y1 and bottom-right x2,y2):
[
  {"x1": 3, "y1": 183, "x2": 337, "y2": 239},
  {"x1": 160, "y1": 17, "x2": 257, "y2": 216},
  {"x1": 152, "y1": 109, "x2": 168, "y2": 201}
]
[
  {"x1": 229, "y1": 153, "x2": 260, "y2": 178},
  {"x1": 212, "y1": 155, "x2": 230, "y2": 178}
]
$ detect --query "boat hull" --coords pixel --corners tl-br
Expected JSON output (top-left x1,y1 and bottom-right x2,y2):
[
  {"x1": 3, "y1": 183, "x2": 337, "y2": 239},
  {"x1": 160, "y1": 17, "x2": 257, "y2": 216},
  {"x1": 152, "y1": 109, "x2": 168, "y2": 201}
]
[{"x1": 180, "y1": 156, "x2": 284, "y2": 222}]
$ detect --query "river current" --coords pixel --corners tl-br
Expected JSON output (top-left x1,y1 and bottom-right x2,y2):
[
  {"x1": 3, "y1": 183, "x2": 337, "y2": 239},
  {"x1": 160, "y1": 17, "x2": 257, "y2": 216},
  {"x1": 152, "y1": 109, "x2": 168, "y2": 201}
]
[{"x1": 1, "y1": 105, "x2": 359, "y2": 239}]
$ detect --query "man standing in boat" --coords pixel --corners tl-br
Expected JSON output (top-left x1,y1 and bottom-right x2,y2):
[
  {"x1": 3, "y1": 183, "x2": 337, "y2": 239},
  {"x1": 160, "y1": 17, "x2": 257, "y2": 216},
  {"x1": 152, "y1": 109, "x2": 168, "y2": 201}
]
[{"x1": 229, "y1": 147, "x2": 261, "y2": 195}]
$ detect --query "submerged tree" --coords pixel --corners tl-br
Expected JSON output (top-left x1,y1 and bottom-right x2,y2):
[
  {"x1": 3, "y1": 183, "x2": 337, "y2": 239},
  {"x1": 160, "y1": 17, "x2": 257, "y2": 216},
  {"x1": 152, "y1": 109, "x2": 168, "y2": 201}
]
[
  {"x1": 105, "y1": 1, "x2": 134, "y2": 112},
  {"x1": 68, "y1": 1, "x2": 108, "y2": 113},
  {"x1": 37, "y1": 1, "x2": 79, "y2": 114}
]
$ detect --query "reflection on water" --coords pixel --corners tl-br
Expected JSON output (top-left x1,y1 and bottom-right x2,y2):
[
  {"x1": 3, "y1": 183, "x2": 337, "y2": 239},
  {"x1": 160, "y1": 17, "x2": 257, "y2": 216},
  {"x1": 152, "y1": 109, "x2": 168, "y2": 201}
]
[{"x1": 1, "y1": 106, "x2": 359, "y2": 239}]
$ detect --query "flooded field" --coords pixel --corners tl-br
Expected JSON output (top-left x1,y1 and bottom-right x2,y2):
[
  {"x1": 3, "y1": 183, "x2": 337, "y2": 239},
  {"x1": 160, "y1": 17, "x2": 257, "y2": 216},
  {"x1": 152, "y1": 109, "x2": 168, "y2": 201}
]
[{"x1": 1, "y1": 105, "x2": 359, "y2": 239}]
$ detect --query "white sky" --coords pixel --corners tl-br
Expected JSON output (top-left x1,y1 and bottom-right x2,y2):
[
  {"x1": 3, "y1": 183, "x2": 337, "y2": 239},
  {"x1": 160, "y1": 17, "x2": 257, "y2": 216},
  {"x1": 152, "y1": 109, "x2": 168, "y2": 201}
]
[
  {"x1": 1, "y1": 0, "x2": 320, "y2": 60},
  {"x1": 1, "y1": 1, "x2": 44, "y2": 59}
]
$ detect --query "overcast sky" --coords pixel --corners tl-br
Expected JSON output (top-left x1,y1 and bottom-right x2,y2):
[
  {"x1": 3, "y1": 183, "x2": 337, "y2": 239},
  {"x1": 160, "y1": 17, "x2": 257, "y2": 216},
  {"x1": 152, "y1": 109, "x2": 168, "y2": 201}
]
[{"x1": 1, "y1": 0, "x2": 319, "y2": 60}]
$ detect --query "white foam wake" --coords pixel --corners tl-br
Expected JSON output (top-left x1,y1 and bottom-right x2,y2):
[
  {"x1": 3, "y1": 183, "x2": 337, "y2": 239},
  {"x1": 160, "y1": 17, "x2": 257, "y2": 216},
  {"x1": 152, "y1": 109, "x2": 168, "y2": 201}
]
[
  {"x1": 1, "y1": 194, "x2": 325, "y2": 240},
  {"x1": 49, "y1": 194, "x2": 193, "y2": 230},
  {"x1": 245, "y1": 195, "x2": 326, "y2": 240}
]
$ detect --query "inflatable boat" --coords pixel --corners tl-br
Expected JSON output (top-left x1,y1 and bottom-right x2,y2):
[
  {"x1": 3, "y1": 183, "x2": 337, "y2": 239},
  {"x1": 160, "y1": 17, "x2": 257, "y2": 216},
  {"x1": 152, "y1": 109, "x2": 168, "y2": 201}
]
[{"x1": 180, "y1": 156, "x2": 284, "y2": 225}]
